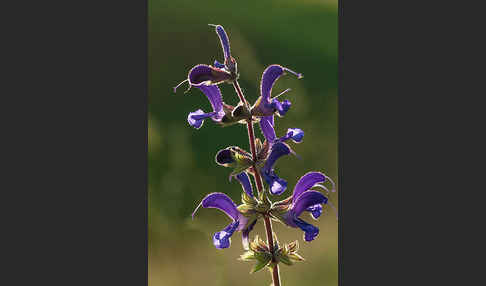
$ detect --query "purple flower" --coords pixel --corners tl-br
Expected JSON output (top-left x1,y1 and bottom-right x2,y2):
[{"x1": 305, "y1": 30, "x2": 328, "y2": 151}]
[
  {"x1": 281, "y1": 172, "x2": 329, "y2": 242},
  {"x1": 259, "y1": 115, "x2": 304, "y2": 145},
  {"x1": 209, "y1": 24, "x2": 238, "y2": 76},
  {"x1": 174, "y1": 64, "x2": 234, "y2": 94},
  {"x1": 251, "y1": 65, "x2": 303, "y2": 117},
  {"x1": 186, "y1": 84, "x2": 225, "y2": 129},
  {"x1": 260, "y1": 142, "x2": 294, "y2": 195},
  {"x1": 174, "y1": 25, "x2": 238, "y2": 94},
  {"x1": 192, "y1": 192, "x2": 255, "y2": 249},
  {"x1": 233, "y1": 171, "x2": 254, "y2": 198}
]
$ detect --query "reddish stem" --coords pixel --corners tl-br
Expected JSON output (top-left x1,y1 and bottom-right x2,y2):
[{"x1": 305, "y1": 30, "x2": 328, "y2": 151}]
[{"x1": 232, "y1": 80, "x2": 281, "y2": 286}]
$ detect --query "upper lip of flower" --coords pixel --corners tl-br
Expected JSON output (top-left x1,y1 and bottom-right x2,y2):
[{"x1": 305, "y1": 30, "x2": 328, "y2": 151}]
[
  {"x1": 209, "y1": 24, "x2": 238, "y2": 75},
  {"x1": 251, "y1": 65, "x2": 303, "y2": 117}
]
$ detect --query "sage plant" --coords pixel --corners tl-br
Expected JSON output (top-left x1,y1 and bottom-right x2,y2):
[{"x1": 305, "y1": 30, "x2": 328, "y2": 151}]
[{"x1": 174, "y1": 24, "x2": 336, "y2": 286}]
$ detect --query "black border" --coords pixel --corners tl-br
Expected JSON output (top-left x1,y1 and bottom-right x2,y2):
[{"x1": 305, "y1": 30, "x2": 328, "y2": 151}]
[{"x1": 4, "y1": 1, "x2": 148, "y2": 285}]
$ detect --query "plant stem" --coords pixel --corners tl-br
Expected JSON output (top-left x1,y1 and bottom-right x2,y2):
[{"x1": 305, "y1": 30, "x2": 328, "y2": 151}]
[
  {"x1": 232, "y1": 80, "x2": 281, "y2": 286},
  {"x1": 264, "y1": 216, "x2": 281, "y2": 286},
  {"x1": 232, "y1": 80, "x2": 248, "y2": 107}
]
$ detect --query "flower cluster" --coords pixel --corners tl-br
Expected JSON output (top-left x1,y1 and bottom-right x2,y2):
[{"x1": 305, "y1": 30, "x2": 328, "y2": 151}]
[{"x1": 174, "y1": 24, "x2": 336, "y2": 280}]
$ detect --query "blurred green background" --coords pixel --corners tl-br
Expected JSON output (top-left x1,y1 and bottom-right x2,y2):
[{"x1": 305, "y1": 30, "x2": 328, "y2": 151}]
[{"x1": 149, "y1": 0, "x2": 338, "y2": 285}]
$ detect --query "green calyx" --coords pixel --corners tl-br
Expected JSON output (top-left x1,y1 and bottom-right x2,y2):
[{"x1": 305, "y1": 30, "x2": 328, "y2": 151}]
[
  {"x1": 215, "y1": 146, "x2": 254, "y2": 175},
  {"x1": 239, "y1": 235, "x2": 273, "y2": 274},
  {"x1": 275, "y1": 240, "x2": 305, "y2": 266},
  {"x1": 268, "y1": 196, "x2": 292, "y2": 224},
  {"x1": 255, "y1": 190, "x2": 272, "y2": 213},
  {"x1": 237, "y1": 187, "x2": 274, "y2": 217},
  {"x1": 219, "y1": 102, "x2": 253, "y2": 127}
]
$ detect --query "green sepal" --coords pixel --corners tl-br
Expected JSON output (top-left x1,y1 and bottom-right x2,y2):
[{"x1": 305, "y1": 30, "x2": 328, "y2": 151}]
[
  {"x1": 241, "y1": 191, "x2": 257, "y2": 206},
  {"x1": 237, "y1": 204, "x2": 256, "y2": 216},
  {"x1": 275, "y1": 241, "x2": 305, "y2": 266},
  {"x1": 239, "y1": 251, "x2": 256, "y2": 261},
  {"x1": 249, "y1": 235, "x2": 269, "y2": 252},
  {"x1": 287, "y1": 240, "x2": 299, "y2": 253},
  {"x1": 276, "y1": 250, "x2": 293, "y2": 266},
  {"x1": 240, "y1": 235, "x2": 273, "y2": 274},
  {"x1": 229, "y1": 147, "x2": 253, "y2": 176},
  {"x1": 288, "y1": 253, "x2": 305, "y2": 262},
  {"x1": 250, "y1": 253, "x2": 272, "y2": 274},
  {"x1": 216, "y1": 146, "x2": 253, "y2": 175},
  {"x1": 255, "y1": 191, "x2": 272, "y2": 213},
  {"x1": 269, "y1": 196, "x2": 292, "y2": 225}
]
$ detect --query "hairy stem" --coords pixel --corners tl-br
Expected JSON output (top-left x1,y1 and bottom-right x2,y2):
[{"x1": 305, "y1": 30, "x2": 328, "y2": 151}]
[
  {"x1": 233, "y1": 80, "x2": 281, "y2": 286},
  {"x1": 264, "y1": 216, "x2": 281, "y2": 286}
]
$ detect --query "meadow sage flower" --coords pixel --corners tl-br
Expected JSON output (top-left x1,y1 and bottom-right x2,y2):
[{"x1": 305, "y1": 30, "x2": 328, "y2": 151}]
[
  {"x1": 174, "y1": 25, "x2": 238, "y2": 94},
  {"x1": 251, "y1": 65, "x2": 303, "y2": 118},
  {"x1": 275, "y1": 172, "x2": 331, "y2": 242},
  {"x1": 185, "y1": 82, "x2": 252, "y2": 129},
  {"x1": 192, "y1": 192, "x2": 256, "y2": 249},
  {"x1": 186, "y1": 84, "x2": 225, "y2": 129}
]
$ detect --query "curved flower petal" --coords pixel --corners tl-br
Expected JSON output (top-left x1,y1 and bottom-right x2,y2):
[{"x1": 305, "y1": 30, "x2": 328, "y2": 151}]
[
  {"x1": 215, "y1": 149, "x2": 234, "y2": 166},
  {"x1": 262, "y1": 142, "x2": 291, "y2": 173},
  {"x1": 241, "y1": 219, "x2": 257, "y2": 250},
  {"x1": 194, "y1": 84, "x2": 225, "y2": 120},
  {"x1": 213, "y1": 220, "x2": 239, "y2": 249},
  {"x1": 260, "y1": 65, "x2": 303, "y2": 102},
  {"x1": 263, "y1": 170, "x2": 288, "y2": 195},
  {"x1": 292, "y1": 172, "x2": 326, "y2": 203},
  {"x1": 260, "y1": 65, "x2": 284, "y2": 102},
  {"x1": 213, "y1": 25, "x2": 231, "y2": 61},
  {"x1": 235, "y1": 172, "x2": 254, "y2": 197},
  {"x1": 292, "y1": 190, "x2": 328, "y2": 217},
  {"x1": 294, "y1": 218, "x2": 319, "y2": 242},
  {"x1": 187, "y1": 109, "x2": 217, "y2": 129},
  {"x1": 261, "y1": 142, "x2": 292, "y2": 195},
  {"x1": 259, "y1": 115, "x2": 276, "y2": 143},
  {"x1": 188, "y1": 64, "x2": 232, "y2": 86},
  {"x1": 192, "y1": 192, "x2": 239, "y2": 221}
]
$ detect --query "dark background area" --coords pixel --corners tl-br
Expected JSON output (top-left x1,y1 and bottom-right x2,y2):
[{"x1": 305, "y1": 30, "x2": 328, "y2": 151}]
[{"x1": 149, "y1": 0, "x2": 338, "y2": 285}]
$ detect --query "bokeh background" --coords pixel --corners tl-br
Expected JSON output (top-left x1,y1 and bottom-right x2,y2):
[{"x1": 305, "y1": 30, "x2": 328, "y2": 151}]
[{"x1": 149, "y1": 0, "x2": 338, "y2": 285}]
